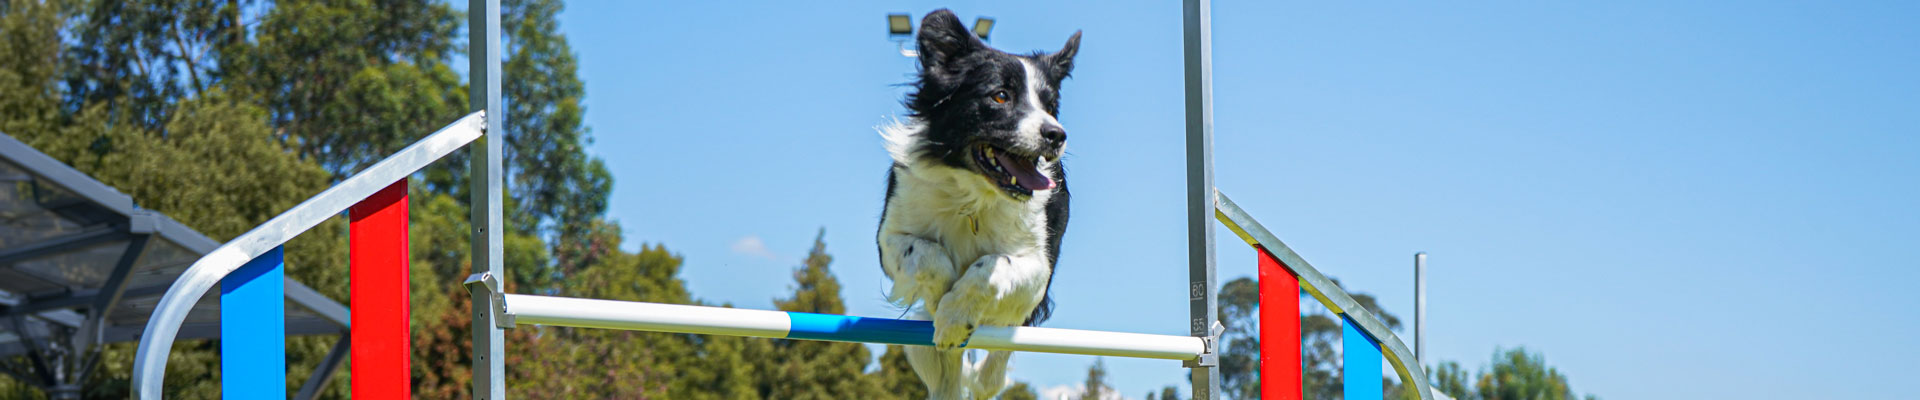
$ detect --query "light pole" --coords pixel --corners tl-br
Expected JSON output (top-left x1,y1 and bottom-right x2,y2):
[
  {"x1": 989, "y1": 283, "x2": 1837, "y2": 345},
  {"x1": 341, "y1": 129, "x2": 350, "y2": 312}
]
[{"x1": 1415, "y1": 252, "x2": 1427, "y2": 363}]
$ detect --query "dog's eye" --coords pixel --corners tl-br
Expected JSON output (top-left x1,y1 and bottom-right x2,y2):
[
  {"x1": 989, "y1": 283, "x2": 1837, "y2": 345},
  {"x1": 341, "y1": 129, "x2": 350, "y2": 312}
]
[{"x1": 991, "y1": 90, "x2": 1011, "y2": 104}]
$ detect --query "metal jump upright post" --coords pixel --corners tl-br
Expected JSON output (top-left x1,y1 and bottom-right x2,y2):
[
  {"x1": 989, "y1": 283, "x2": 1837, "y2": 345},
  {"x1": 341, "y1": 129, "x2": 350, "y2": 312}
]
[
  {"x1": 1182, "y1": 0, "x2": 1223, "y2": 398},
  {"x1": 467, "y1": 0, "x2": 508, "y2": 398}
]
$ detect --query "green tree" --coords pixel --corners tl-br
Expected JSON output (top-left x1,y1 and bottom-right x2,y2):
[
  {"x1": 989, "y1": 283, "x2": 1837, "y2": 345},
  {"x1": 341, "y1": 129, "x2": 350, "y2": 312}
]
[
  {"x1": 999, "y1": 381, "x2": 1039, "y2": 400},
  {"x1": 1386, "y1": 349, "x2": 1599, "y2": 400},
  {"x1": 772, "y1": 229, "x2": 846, "y2": 315},
  {"x1": 876, "y1": 345, "x2": 929, "y2": 400},
  {"x1": 1077, "y1": 358, "x2": 1111, "y2": 400},
  {"x1": 500, "y1": 220, "x2": 686, "y2": 398},
  {"x1": 0, "y1": 0, "x2": 65, "y2": 139},
  {"x1": 58, "y1": 0, "x2": 227, "y2": 132},
  {"x1": 499, "y1": 0, "x2": 608, "y2": 241},
  {"x1": 221, "y1": 0, "x2": 466, "y2": 176},
  {"x1": 1474, "y1": 348, "x2": 1582, "y2": 400},
  {"x1": 1145, "y1": 385, "x2": 1181, "y2": 400},
  {"x1": 760, "y1": 229, "x2": 889, "y2": 399},
  {"x1": 1430, "y1": 360, "x2": 1472, "y2": 399},
  {"x1": 1216, "y1": 277, "x2": 1259, "y2": 399}
]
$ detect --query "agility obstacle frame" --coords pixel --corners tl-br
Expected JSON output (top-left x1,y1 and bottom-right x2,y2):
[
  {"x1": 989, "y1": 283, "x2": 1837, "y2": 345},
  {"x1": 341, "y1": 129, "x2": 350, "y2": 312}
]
[{"x1": 128, "y1": 1, "x2": 1441, "y2": 399}]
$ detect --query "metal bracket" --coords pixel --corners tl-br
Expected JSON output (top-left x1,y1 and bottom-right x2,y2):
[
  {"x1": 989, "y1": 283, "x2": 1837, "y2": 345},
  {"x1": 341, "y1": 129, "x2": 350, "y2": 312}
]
[
  {"x1": 1183, "y1": 321, "x2": 1227, "y2": 368},
  {"x1": 128, "y1": 211, "x2": 159, "y2": 234},
  {"x1": 462, "y1": 272, "x2": 515, "y2": 329}
]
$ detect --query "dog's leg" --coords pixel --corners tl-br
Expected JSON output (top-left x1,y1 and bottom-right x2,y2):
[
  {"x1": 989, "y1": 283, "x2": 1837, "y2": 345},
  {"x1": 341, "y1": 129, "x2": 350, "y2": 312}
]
[
  {"x1": 931, "y1": 253, "x2": 1052, "y2": 349},
  {"x1": 881, "y1": 234, "x2": 958, "y2": 311},
  {"x1": 907, "y1": 345, "x2": 966, "y2": 400},
  {"x1": 965, "y1": 350, "x2": 1014, "y2": 400},
  {"x1": 906, "y1": 310, "x2": 966, "y2": 400}
]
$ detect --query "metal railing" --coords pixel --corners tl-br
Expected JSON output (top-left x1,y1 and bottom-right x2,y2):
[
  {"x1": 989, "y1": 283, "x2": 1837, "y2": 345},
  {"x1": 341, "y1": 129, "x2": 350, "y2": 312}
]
[
  {"x1": 1213, "y1": 189, "x2": 1437, "y2": 400},
  {"x1": 129, "y1": 112, "x2": 486, "y2": 399}
]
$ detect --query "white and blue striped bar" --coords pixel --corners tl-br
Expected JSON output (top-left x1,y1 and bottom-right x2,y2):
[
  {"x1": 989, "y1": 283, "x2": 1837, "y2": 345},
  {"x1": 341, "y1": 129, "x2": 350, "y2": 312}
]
[{"x1": 502, "y1": 294, "x2": 1206, "y2": 361}]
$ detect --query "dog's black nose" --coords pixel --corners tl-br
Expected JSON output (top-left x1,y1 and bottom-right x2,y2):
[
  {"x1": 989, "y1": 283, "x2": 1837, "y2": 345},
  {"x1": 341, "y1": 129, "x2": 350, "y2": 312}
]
[{"x1": 1041, "y1": 124, "x2": 1067, "y2": 145}]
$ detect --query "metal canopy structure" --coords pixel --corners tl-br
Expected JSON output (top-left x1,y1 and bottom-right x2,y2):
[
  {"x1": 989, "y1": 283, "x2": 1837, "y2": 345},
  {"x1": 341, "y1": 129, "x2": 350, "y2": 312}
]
[{"x1": 0, "y1": 132, "x2": 350, "y2": 399}]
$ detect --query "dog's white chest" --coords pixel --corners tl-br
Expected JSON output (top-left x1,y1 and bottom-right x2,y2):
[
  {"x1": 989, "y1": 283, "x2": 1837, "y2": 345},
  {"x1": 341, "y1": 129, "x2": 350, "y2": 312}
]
[{"x1": 881, "y1": 164, "x2": 1051, "y2": 268}]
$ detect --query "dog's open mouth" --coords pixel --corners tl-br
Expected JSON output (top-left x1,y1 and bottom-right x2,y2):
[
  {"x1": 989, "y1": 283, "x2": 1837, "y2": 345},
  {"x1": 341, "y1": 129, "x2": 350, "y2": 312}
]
[{"x1": 971, "y1": 143, "x2": 1054, "y2": 197}]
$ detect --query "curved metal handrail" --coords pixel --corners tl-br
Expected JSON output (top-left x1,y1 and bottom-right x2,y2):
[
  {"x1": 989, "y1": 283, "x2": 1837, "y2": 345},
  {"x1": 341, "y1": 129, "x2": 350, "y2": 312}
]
[
  {"x1": 131, "y1": 111, "x2": 486, "y2": 399},
  {"x1": 1212, "y1": 189, "x2": 1436, "y2": 400}
]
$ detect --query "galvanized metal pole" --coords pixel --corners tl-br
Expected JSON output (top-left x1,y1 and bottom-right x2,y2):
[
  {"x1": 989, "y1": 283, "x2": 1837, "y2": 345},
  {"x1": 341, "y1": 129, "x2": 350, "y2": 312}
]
[
  {"x1": 467, "y1": 0, "x2": 506, "y2": 398},
  {"x1": 1415, "y1": 252, "x2": 1427, "y2": 363},
  {"x1": 1182, "y1": 0, "x2": 1221, "y2": 398}
]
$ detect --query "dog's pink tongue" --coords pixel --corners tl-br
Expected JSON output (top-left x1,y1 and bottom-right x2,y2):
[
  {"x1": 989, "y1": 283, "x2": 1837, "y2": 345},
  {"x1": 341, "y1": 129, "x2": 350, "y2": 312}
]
[{"x1": 995, "y1": 152, "x2": 1055, "y2": 191}]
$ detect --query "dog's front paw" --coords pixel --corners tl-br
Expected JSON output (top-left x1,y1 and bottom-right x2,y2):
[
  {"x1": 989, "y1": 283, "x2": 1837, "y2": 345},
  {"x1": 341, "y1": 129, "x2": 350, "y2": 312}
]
[
  {"x1": 931, "y1": 298, "x2": 978, "y2": 350},
  {"x1": 910, "y1": 243, "x2": 956, "y2": 305},
  {"x1": 887, "y1": 240, "x2": 956, "y2": 309}
]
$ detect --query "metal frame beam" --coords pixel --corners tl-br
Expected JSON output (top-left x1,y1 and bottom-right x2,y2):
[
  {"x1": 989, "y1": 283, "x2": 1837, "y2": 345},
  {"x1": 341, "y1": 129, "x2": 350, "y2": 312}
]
[
  {"x1": 1, "y1": 131, "x2": 220, "y2": 261},
  {"x1": 0, "y1": 134, "x2": 135, "y2": 215},
  {"x1": 67, "y1": 234, "x2": 149, "y2": 388},
  {"x1": 293, "y1": 333, "x2": 350, "y2": 400},
  {"x1": 106, "y1": 319, "x2": 346, "y2": 344},
  {"x1": 7, "y1": 315, "x2": 54, "y2": 387},
  {"x1": 3, "y1": 131, "x2": 216, "y2": 267},
  {"x1": 1182, "y1": 0, "x2": 1222, "y2": 398},
  {"x1": 0, "y1": 227, "x2": 127, "y2": 266},
  {"x1": 2, "y1": 272, "x2": 345, "y2": 332},
  {"x1": 0, "y1": 132, "x2": 219, "y2": 258},
  {"x1": 467, "y1": 0, "x2": 507, "y2": 399},
  {"x1": 87, "y1": 235, "x2": 148, "y2": 322},
  {"x1": 30, "y1": 311, "x2": 80, "y2": 328},
  {"x1": 3, "y1": 285, "x2": 167, "y2": 317},
  {"x1": 285, "y1": 277, "x2": 351, "y2": 329}
]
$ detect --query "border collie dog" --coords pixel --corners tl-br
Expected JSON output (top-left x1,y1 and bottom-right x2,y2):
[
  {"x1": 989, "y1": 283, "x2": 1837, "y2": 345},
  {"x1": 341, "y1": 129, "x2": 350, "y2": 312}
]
[{"x1": 876, "y1": 9, "x2": 1079, "y2": 400}]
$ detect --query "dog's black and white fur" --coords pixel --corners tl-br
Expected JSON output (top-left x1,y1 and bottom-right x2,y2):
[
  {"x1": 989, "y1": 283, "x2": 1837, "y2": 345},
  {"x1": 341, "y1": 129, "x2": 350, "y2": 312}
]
[{"x1": 876, "y1": 9, "x2": 1079, "y2": 400}]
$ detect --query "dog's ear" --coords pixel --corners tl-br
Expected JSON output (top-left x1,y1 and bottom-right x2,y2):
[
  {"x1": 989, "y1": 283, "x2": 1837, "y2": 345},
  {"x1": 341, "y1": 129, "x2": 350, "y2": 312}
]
[
  {"x1": 1046, "y1": 31, "x2": 1082, "y2": 81},
  {"x1": 917, "y1": 9, "x2": 982, "y2": 74}
]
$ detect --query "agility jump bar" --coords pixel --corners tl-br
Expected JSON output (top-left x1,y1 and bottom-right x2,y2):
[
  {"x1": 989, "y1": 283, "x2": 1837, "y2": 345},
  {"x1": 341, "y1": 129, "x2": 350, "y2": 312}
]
[{"x1": 495, "y1": 294, "x2": 1206, "y2": 361}]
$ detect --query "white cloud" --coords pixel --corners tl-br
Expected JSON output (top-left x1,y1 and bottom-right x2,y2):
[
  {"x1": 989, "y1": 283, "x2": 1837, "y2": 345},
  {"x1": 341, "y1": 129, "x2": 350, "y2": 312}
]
[{"x1": 730, "y1": 235, "x2": 778, "y2": 261}]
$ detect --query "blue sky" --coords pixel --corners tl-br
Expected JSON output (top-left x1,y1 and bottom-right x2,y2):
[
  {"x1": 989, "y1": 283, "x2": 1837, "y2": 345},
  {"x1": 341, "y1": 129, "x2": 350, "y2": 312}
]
[{"x1": 557, "y1": 1, "x2": 1919, "y2": 398}]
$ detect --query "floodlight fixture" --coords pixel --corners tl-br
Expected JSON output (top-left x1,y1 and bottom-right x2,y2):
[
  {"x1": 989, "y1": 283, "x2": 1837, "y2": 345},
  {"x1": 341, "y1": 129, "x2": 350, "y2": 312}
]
[
  {"x1": 889, "y1": 13, "x2": 917, "y2": 57},
  {"x1": 972, "y1": 17, "x2": 995, "y2": 41},
  {"x1": 888, "y1": 14, "x2": 913, "y2": 37}
]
